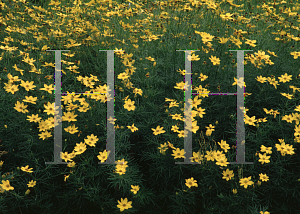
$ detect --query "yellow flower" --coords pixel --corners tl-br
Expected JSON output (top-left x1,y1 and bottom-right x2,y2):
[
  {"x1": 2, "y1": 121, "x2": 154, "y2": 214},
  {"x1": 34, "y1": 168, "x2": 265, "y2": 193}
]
[
  {"x1": 209, "y1": 55, "x2": 221, "y2": 65},
  {"x1": 62, "y1": 111, "x2": 78, "y2": 122},
  {"x1": 244, "y1": 115, "x2": 257, "y2": 126},
  {"x1": 66, "y1": 103, "x2": 79, "y2": 111},
  {"x1": 23, "y1": 96, "x2": 38, "y2": 104},
  {"x1": 245, "y1": 39, "x2": 257, "y2": 47},
  {"x1": 290, "y1": 51, "x2": 300, "y2": 59},
  {"x1": 27, "y1": 114, "x2": 42, "y2": 123},
  {"x1": 256, "y1": 75, "x2": 267, "y2": 83},
  {"x1": 189, "y1": 151, "x2": 203, "y2": 163},
  {"x1": 198, "y1": 73, "x2": 208, "y2": 81},
  {"x1": 0, "y1": 180, "x2": 14, "y2": 191},
  {"x1": 218, "y1": 140, "x2": 230, "y2": 153},
  {"x1": 151, "y1": 125, "x2": 166, "y2": 135},
  {"x1": 267, "y1": 77, "x2": 279, "y2": 89},
  {"x1": 4, "y1": 82, "x2": 19, "y2": 94},
  {"x1": 7, "y1": 73, "x2": 21, "y2": 83},
  {"x1": 258, "y1": 153, "x2": 271, "y2": 164},
  {"x1": 64, "y1": 124, "x2": 79, "y2": 134},
  {"x1": 117, "y1": 198, "x2": 132, "y2": 212},
  {"x1": 115, "y1": 165, "x2": 127, "y2": 175},
  {"x1": 38, "y1": 131, "x2": 52, "y2": 140},
  {"x1": 167, "y1": 141, "x2": 176, "y2": 150},
  {"x1": 220, "y1": 12, "x2": 233, "y2": 21},
  {"x1": 205, "y1": 150, "x2": 215, "y2": 161},
  {"x1": 14, "y1": 101, "x2": 29, "y2": 113},
  {"x1": 187, "y1": 53, "x2": 200, "y2": 61},
  {"x1": 278, "y1": 73, "x2": 292, "y2": 83},
  {"x1": 67, "y1": 161, "x2": 76, "y2": 168},
  {"x1": 232, "y1": 189, "x2": 237, "y2": 194},
  {"x1": 64, "y1": 175, "x2": 70, "y2": 182},
  {"x1": 61, "y1": 151, "x2": 72, "y2": 162},
  {"x1": 222, "y1": 169, "x2": 234, "y2": 181},
  {"x1": 84, "y1": 134, "x2": 99, "y2": 147},
  {"x1": 232, "y1": 77, "x2": 246, "y2": 88},
  {"x1": 127, "y1": 123, "x2": 138, "y2": 132},
  {"x1": 259, "y1": 173, "x2": 269, "y2": 182},
  {"x1": 260, "y1": 145, "x2": 272, "y2": 154},
  {"x1": 171, "y1": 148, "x2": 186, "y2": 159},
  {"x1": 44, "y1": 102, "x2": 58, "y2": 116},
  {"x1": 215, "y1": 156, "x2": 229, "y2": 167},
  {"x1": 239, "y1": 176, "x2": 254, "y2": 189},
  {"x1": 130, "y1": 185, "x2": 140, "y2": 194},
  {"x1": 74, "y1": 142, "x2": 87, "y2": 155},
  {"x1": 27, "y1": 180, "x2": 36, "y2": 188},
  {"x1": 205, "y1": 124, "x2": 215, "y2": 131},
  {"x1": 124, "y1": 99, "x2": 136, "y2": 111},
  {"x1": 97, "y1": 150, "x2": 110, "y2": 163},
  {"x1": 20, "y1": 80, "x2": 36, "y2": 91},
  {"x1": 21, "y1": 165, "x2": 34, "y2": 173},
  {"x1": 185, "y1": 177, "x2": 198, "y2": 188},
  {"x1": 205, "y1": 129, "x2": 212, "y2": 136},
  {"x1": 118, "y1": 72, "x2": 129, "y2": 80}
]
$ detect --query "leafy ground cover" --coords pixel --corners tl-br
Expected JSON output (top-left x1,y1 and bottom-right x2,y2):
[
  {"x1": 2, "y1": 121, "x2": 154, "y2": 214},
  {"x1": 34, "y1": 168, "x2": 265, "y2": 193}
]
[{"x1": 0, "y1": 0, "x2": 300, "y2": 213}]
